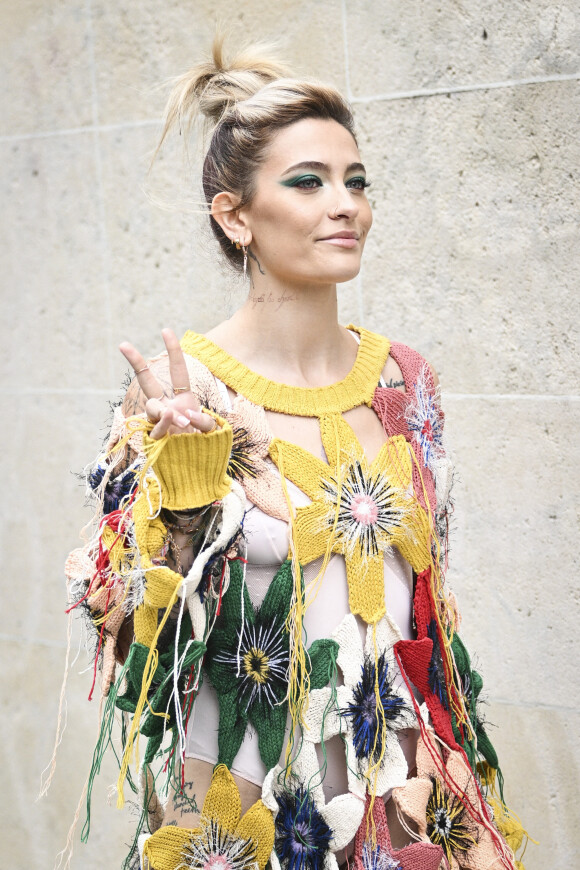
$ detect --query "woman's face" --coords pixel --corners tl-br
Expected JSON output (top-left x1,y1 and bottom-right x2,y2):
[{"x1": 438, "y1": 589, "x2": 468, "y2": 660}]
[{"x1": 240, "y1": 117, "x2": 372, "y2": 287}]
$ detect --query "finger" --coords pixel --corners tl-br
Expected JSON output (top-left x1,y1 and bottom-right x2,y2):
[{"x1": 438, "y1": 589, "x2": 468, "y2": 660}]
[
  {"x1": 150, "y1": 407, "x2": 200, "y2": 439},
  {"x1": 119, "y1": 341, "x2": 168, "y2": 402},
  {"x1": 144, "y1": 397, "x2": 167, "y2": 424},
  {"x1": 186, "y1": 409, "x2": 219, "y2": 433},
  {"x1": 162, "y1": 328, "x2": 191, "y2": 395}
]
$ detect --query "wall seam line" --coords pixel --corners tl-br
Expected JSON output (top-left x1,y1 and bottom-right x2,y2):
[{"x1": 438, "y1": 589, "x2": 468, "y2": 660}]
[
  {"x1": 3, "y1": 75, "x2": 578, "y2": 145},
  {"x1": 351, "y1": 71, "x2": 580, "y2": 105}
]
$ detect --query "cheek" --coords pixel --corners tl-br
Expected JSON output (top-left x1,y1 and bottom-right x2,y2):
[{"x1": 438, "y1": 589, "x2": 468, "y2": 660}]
[{"x1": 362, "y1": 201, "x2": 373, "y2": 236}]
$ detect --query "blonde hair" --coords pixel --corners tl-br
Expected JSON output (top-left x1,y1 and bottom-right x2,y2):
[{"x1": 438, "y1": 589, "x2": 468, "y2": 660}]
[{"x1": 156, "y1": 35, "x2": 356, "y2": 271}]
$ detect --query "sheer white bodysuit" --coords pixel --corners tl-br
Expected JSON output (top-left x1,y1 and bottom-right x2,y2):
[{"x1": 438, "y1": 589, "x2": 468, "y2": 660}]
[{"x1": 186, "y1": 369, "x2": 418, "y2": 799}]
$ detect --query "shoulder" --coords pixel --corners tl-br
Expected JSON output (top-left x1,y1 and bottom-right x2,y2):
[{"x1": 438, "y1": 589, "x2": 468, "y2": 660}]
[{"x1": 385, "y1": 339, "x2": 440, "y2": 392}]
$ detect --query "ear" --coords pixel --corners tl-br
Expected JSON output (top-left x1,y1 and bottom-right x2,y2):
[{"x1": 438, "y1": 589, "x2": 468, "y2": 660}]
[{"x1": 211, "y1": 192, "x2": 252, "y2": 246}]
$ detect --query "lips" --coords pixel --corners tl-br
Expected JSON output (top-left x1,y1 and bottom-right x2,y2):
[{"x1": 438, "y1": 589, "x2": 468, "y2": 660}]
[{"x1": 318, "y1": 231, "x2": 360, "y2": 248}]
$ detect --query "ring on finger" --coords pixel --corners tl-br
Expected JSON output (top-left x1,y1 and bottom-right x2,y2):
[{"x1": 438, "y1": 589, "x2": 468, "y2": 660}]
[
  {"x1": 135, "y1": 365, "x2": 149, "y2": 374},
  {"x1": 205, "y1": 417, "x2": 218, "y2": 433},
  {"x1": 173, "y1": 385, "x2": 190, "y2": 394}
]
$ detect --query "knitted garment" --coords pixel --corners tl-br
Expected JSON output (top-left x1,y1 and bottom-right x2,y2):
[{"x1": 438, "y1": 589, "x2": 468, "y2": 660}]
[
  {"x1": 144, "y1": 764, "x2": 274, "y2": 870},
  {"x1": 63, "y1": 324, "x2": 527, "y2": 870}
]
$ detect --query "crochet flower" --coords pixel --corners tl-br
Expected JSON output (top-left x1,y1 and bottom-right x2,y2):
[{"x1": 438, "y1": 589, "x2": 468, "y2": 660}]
[
  {"x1": 190, "y1": 368, "x2": 290, "y2": 523},
  {"x1": 274, "y1": 785, "x2": 333, "y2": 870},
  {"x1": 303, "y1": 614, "x2": 416, "y2": 798},
  {"x1": 353, "y1": 793, "x2": 443, "y2": 870},
  {"x1": 371, "y1": 363, "x2": 452, "y2": 523},
  {"x1": 226, "y1": 396, "x2": 290, "y2": 522},
  {"x1": 263, "y1": 740, "x2": 365, "y2": 870},
  {"x1": 205, "y1": 560, "x2": 338, "y2": 770},
  {"x1": 269, "y1": 416, "x2": 431, "y2": 624},
  {"x1": 393, "y1": 733, "x2": 503, "y2": 870},
  {"x1": 143, "y1": 764, "x2": 274, "y2": 870},
  {"x1": 116, "y1": 613, "x2": 206, "y2": 764}
]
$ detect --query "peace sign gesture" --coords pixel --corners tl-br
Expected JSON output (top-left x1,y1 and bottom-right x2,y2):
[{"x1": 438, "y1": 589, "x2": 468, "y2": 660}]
[{"x1": 119, "y1": 328, "x2": 217, "y2": 439}]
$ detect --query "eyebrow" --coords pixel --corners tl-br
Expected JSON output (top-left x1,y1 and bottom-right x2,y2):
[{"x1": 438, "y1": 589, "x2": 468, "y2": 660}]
[{"x1": 281, "y1": 161, "x2": 367, "y2": 175}]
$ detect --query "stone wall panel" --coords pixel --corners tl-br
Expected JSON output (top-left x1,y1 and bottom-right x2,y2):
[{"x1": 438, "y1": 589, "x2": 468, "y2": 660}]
[
  {"x1": 346, "y1": 0, "x2": 580, "y2": 98},
  {"x1": 442, "y1": 397, "x2": 580, "y2": 710},
  {"x1": 353, "y1": 82, "x2": 580, "y2": 393},
  {"x1": 92, "y1": 0, "x2": 346, "y2": 125},
  {"x1": 0, "y1": 0, "x2": 94, "y2": 136},
  {"x1": 485, "y1": 701, "x2": 579, "y2": 870},
  {"x1": 0, "y1": 135, "x2": 112, "y2": 391}
]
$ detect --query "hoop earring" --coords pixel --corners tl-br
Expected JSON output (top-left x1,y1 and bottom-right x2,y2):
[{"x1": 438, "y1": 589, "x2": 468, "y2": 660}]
[{"x1": 242, "y1": 244, "x2": 248, "y2": 279}]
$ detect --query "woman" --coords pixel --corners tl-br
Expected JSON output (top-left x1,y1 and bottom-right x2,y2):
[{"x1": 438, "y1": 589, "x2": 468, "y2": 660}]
[{"x1": 67, "y1": 38, "x2": 527, "y2": 870}]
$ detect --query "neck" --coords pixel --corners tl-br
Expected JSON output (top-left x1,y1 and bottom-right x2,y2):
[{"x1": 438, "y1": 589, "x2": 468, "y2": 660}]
[{"x1": 207, "y1": 272, "x2": 355, "y2": 386}]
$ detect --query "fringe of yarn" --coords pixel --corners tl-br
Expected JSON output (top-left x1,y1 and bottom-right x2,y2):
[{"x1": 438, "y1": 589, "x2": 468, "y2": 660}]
[{"x1": 38, "y1": 609, "x2": 74, "y2": 799}]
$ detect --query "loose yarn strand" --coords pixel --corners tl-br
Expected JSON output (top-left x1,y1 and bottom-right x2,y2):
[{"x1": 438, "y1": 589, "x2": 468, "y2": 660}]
[{"x1": 38, "y1": 609, "x2": 73, "y2": 799}]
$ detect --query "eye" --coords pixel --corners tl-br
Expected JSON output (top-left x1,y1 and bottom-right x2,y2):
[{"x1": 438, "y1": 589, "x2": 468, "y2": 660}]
[
  {"x1": 284, "y1": 175, "x2": 323, "y2": 190},
  {"x1": 346, "y1": 176, "x2": 371, "y2": 191}
]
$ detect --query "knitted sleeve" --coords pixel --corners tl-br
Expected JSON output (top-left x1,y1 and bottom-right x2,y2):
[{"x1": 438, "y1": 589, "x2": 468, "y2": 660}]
[{"x1": 64, "y1": 367, "x2": 240, "y2": 698}]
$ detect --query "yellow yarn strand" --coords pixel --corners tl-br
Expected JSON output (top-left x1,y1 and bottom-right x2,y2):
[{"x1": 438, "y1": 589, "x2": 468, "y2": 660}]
[
  {"x1": 278, "y1": 416, "x2": 343, "y2": 772},
  {"x1": 115, "y1": 579, "x2": 182, "y2": 808},
  {"x1": 303, "y1": 417, "x2": 343, "y2": 609},
  {"x1": 365, "y1": 622, "x2": 387, "y2": 840},
  {"x1": 277, "y1": 449, "x2": 309, "y2": 771},
  {"x1": 409, "y1": 447, "x2": 470, "y2": 730}
]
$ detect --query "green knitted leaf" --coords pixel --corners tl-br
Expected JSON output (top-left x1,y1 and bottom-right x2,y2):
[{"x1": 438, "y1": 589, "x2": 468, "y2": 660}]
[
  {"x1": 307, "y1": 639, "x2": 339, "y2": 690},
  {"x1": 216, "y1": 687, "x2": 248, "y2": 768},
  {"x1": 219, "y1": 559, "x2": 255, "y2": 627},
  {"x1": 476, "y1": 727, "x2": 499, "y2": 770},
  {"x1": 144, "y1": 730, "x2": 164, "y2": 765},
  {"x1": 253, "y1": 696, "x2": 288, "y2": 770},
  {"x1": 258, "y1": 560, "x2": 296, "y2": 625},
  {"x1": 450, "y1": 632, "x2": 500, "y2": 777},
  {"x1": 116, "y1": 643, "x2": 158, "y2": 712},
  {"x1": 472, "y1": 670, "x2": 483, "y2": 699}
]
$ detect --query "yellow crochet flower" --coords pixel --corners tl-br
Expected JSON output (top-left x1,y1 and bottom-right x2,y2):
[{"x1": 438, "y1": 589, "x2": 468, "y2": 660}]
[
  {"x1": 270, "y1": 415, "x2": 431, "y2": 624},
  {"x1": 143, "y1": 765, "x2": 274, "y2": 870}
]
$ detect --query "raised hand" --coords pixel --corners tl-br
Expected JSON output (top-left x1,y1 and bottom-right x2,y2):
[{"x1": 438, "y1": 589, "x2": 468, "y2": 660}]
[{"x1": 119, "y1": 328, "x2": 217, "y2": 440}]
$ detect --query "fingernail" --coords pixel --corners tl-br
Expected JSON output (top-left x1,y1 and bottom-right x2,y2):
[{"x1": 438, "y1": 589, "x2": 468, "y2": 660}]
[{"x1": 177, "y1": 415, "x2": 189, "y2": 427}]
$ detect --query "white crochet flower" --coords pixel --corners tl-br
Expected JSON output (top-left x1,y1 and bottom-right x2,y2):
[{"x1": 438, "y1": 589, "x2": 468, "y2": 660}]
[
  {"x1": 262, "y1": 741, "x2": 365, "y2": 870},
  {"x1": 303, "y1": 613, "x2": 417, "y2": 798}
]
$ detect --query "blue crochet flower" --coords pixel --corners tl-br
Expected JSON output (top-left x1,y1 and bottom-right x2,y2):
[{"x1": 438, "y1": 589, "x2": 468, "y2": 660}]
[
  {"x1": 343, "y1": 651, "x2": 407, "y2": 764},
  {"x1": 274, "y1": 786, "x2": 333, "y2": 870}
]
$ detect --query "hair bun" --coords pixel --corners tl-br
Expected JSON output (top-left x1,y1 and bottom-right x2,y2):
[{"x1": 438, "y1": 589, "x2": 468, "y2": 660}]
[{"x1": 160, "y1": 34, "x2": 291, "y2": 141}]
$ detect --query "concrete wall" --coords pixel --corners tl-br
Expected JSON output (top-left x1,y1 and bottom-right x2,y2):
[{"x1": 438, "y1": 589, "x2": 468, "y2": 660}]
[{"x1": 1, "y1": 2, "x2": 578, "y2": 867}]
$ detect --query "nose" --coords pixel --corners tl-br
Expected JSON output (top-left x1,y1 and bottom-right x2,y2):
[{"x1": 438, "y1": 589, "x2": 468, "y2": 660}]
[{"x1": 329, "y1": 183, "x2": 359, "y2": 220}]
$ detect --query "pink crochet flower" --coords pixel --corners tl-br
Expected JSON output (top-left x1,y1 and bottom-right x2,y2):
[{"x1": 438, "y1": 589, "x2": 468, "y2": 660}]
[
  {"x1": 393, "y1": 733, "x2": 507, "y2": 870},
  {"x1": 226, "y1": 395, "x2": 289, "y2": 522}
]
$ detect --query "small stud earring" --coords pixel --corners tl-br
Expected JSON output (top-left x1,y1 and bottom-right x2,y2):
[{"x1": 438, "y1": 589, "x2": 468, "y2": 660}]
[{"x1": 234, "y1": 238, "x2": 241, "y2": 250}]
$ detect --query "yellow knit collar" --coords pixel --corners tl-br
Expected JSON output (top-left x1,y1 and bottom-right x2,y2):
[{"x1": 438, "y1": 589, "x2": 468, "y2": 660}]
[{"x1": 180, "y1": 325, "x2": 390, "y2": 417}]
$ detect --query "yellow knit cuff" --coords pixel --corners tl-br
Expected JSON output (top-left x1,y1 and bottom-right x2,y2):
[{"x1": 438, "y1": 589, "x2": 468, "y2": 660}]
[{"x1": 142, "y1": 411, "x2": 232, "y2": 510}]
